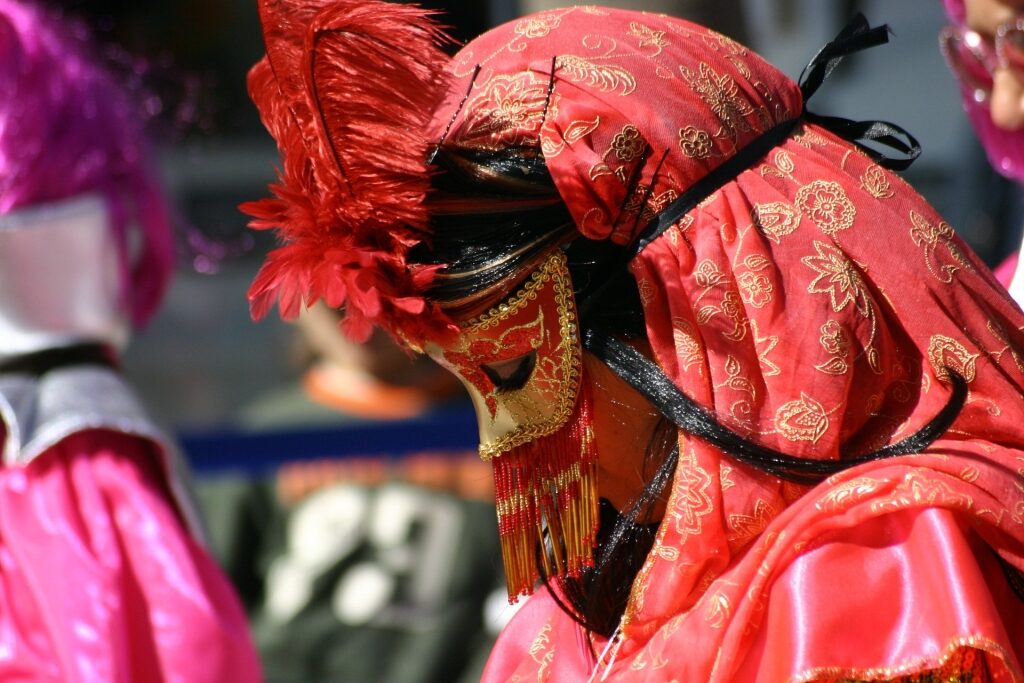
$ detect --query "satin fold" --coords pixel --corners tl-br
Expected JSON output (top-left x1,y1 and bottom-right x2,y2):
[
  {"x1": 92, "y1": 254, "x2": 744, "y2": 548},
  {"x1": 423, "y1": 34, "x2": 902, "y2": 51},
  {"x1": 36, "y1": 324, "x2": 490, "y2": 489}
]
[{"x1": 0, "y1": 428, "x2": 262, "y2": 683}]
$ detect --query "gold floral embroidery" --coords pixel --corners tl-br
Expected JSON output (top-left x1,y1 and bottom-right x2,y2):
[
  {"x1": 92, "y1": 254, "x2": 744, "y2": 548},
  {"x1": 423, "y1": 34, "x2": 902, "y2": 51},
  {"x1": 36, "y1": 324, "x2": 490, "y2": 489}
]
[
  {"x1": 629, "y1": 21, "x2": 668, "y2": 54},
  {"x1": 610, "y1": 124, "x2": 644, "y2": 161},
  {"x1": 816, "y1": 320, "x2": 850, "y2": 375},
  {"x1": 557, "y1": 55, "x2": 637, "y2": 95},
  {"x1": 928, "y1": 335, "x2": 978, "y2": 383},
  {"x1": 775, "y1": 393, "x2": 830, "y2": 444},
  {"x1": 717, "y1": 354, "x2": 756, "y2": 400},
  {"x1": 751, "y1": 201, "x2": 800, "y2": 243},
  {"x1": 738, "y1": 271, "x2": 772, "y2": 308},
  {"x1": 514, "y1": 13, "x2": 561, "y2": 38},
  {"x1": 681, "y1": 62, "x2": 755, "y2": 138},
  {"x1": 750, "y1": 319, "x2": 780, "y2": 377},
  {"x1": 591, "y1": 124, "x2": 648, "y2": 182},
  {"x1": 622, "y1": 185, "x2": 679, "y2": 226},
  {"x1": 542, "y1": 114, "x2": 599, "y2": 157},
  {"x1": 720, "y1": 465, "x2": 736, "y2": 490},
  {"x1": 803, "y1": 242, "x2": 870, "y2": 316},
  {"x1": 871, "y1": 473, "x2": 974, "y2": 515},
  {"x1": 795, "y1": 180, "x2": 856, "y2": 236},
  {"x1": 670, "y1": 448, "x2": 714, "y2": 539},
  {"x1": 679, "y1": 125, "x2": 714, "y2": 159},
  {"x1": 815, "y1": 476, "x2": 881, "y2": 512},
  {"x1": 795, "y1": 640, "x2": 1020, "y2": 683},
  {"x1": 985, "y1": 319, "x2": 1024, "y2": 374},
  {"x1": 695, "y1": 259, "x2": 727, "y2": 288},
  {"x1": 761, "y1": 149, "x2": 795, "y2": 180},
  {"x1": 860, "y1": 163, "x2": 894, "y2": 199},
  {"x1": 527, "y1": 621, "x2": 555, "y2": 680},
  {"x1": 909, "y1": 210, "x2": 972, "y2": 283},
  {"x1": 704, "y1": 591, "x2": 732, "y2": 629},
  {"x1": 802, "y1": 240, "x2": 879, "y2": 370},
  {"x1": 672, "y1": 317, "x2": 705, "y2": 371},
  {"x1": 458, "y1": 72, "x2": 548, "y2": 148},
  {"x1": 637, "y1": 277, "x2": 656, "y2": 306},
  {"x1": 728, "y1": 499, "x2": 777, "y2": 545},
  {"x1": 959, "y1": 466, "x2": 981, "y2": 483},
  {"x1": 774, "y1": 149, "x2": 795, "y2": 175}
]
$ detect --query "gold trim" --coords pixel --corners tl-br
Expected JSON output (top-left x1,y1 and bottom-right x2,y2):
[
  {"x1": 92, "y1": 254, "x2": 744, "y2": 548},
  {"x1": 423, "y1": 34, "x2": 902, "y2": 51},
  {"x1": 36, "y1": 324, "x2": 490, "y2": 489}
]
[
  {"x1": 789, "y1": 636, "x2": 1023, "y2": 682},
  {"x1": 473, "y1": 250, "x2": 583, "y2": 460}
]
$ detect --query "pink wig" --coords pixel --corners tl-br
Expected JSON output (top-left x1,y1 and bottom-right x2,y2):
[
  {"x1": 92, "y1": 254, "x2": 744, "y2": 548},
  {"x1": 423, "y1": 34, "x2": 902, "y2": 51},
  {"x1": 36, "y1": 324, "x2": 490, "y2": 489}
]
[
  {"x1": 0, "y1": 0, "x2": 174, "y2": 326},
  {"x1": 943, "y1": 0, "x2": 1024, "y2": 182}
]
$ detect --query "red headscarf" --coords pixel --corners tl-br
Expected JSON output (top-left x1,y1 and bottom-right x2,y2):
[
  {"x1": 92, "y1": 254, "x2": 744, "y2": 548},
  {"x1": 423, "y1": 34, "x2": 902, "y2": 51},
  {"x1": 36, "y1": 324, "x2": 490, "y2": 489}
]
[{"x1": 432, "y1": 7, "x2": 1024, "y2": 681}]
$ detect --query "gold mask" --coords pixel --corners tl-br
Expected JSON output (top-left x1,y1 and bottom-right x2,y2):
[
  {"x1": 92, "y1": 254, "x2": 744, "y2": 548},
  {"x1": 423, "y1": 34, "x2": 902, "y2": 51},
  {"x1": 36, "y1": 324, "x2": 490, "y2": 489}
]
[
  {"x1": 426, "y1": 250, "x2": 598, "y2": 598},
  {"x1": 427, "y1": 250, "x2": 582, "y2": 459}
]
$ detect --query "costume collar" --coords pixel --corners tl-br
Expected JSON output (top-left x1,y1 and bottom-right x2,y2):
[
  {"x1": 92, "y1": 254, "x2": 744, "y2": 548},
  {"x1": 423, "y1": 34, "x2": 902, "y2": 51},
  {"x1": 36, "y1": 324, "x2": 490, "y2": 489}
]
[{"x1": 0, "y1": 194, "x2": 129, "y2": 361}]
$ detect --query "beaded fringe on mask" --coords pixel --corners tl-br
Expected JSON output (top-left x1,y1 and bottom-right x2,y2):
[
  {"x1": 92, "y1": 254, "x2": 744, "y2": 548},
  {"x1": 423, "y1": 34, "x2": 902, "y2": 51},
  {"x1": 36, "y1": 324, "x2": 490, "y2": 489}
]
[{"x1": 492, "y1": 380, "x2": 600, "y2": 601}]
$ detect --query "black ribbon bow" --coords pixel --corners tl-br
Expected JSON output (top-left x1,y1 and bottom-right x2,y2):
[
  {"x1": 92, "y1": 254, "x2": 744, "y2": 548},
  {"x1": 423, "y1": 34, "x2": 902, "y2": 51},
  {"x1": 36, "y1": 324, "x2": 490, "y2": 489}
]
[{"x1": 630, "y1": 13, "x2": 920, "y2": 257}]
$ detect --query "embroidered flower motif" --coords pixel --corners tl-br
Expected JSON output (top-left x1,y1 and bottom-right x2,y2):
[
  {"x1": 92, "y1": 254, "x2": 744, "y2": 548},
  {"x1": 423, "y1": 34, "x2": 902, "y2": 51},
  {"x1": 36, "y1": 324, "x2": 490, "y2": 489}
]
[
  {"x1": 738, "y1": 271, "x2": 772, "y2": 308},
  {"x1": 928, "y1": 335, "x2": 978, "y2": 383},
  {"x1": 751, "y1": 202, "x2": 799, "y2": 243},
  {"x1": 909, "y1": 210, "x2": 972, "y2": 283},
  {"x1": 514, "y1": 13, "x2": 561, "y2": 38},
  {"x1": 679, "y1": 125, "x2": 713, "y2": 159},
  {"x1": 629, "y1": 22, "x2": 668, "y2": 53},
  {"x1": 671, "y1": 449, "x2": 714, "y2": 539},
  {"x1": 819, "y1": 320, "x2": 848, "y2": 357},
  {"x1": 684, "y1": 62, "x2": 754, "y2": 137},
  {"x1": 557, "y1": 55, "x2": 637, "y2": 95},
  {"x1": 802, "y1": 240, "x2": 871, "y2": 317},
  {"x1": 459, "y1": 73, "x2": 548, "y2": 147},
  {"x1": 775, "y1": 393, "x2": 830, "y2": 444},
  {"x1": 672, "y1": 318, "x2": 705, "y2": 371},
  {"x1": 695, "y1": 259, "x2": 726, "y2": 288},
  {"x1": 860, "y1": 164, "x2": 894, "y2": 199},
  {"x1": 728, "y1": 499, "x2": 777, "y2": 546},
  {"x1": 750, "y1": 319, "x2": 780, "y2": 377},
  {"x1": 637, "y1": 277, "x2": 656, "y2": 306},
  {"x1": 795, "y1": 180, "x2": 856, "y2": 235},
  {"x1": 816, "y1": 477, "x2": 881, "y2": 513},
  {"x1": 611, "y1": 124, "x2": 645, "y2": 161}
]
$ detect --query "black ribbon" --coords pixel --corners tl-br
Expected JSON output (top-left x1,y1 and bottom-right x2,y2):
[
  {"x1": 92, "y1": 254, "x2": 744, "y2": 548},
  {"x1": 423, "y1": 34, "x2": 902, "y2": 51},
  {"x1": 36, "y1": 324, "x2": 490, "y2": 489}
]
[
  {"x1": 630, "y1": 13, "x2": 920, "y2": 259},
  {"x1": 577, "y1": 15, "x2": 920, "y2": 326},
  {"x1": 583, "y1": 329, "x2": 968, "y2": 485},
  {"x1": 0, "y1": 343, "x2": 118, "y2": 377}
]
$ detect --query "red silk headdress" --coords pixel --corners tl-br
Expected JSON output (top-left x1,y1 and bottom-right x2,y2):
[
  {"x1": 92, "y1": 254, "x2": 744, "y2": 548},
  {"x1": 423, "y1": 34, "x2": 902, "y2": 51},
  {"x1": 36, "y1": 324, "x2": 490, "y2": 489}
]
[{"x1": 243, "y1": 0, "x2": 456, "y2": 343}]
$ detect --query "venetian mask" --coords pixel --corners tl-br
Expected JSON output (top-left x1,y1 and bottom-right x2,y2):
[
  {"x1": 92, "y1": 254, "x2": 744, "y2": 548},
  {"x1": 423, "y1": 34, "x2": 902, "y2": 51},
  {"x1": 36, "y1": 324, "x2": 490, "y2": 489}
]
[
  {"x1": 426, "y1": 249, "x2": 597, "y2": 598},
  {"x1": 426, "y1": 249, "x2": 583, "y2": 459}
]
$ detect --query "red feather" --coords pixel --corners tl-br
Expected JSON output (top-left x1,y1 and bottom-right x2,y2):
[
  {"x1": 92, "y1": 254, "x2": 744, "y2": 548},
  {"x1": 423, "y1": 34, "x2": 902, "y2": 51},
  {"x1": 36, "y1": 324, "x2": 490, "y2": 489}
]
[{"x1": 244, "y1": 0, "x2": 456, "y2": 345}]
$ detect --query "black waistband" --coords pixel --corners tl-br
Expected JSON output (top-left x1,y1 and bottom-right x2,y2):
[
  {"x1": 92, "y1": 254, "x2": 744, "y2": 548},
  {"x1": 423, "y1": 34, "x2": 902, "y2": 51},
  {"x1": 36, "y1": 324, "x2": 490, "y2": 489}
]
[{"x1": 0, "y1": 343, "x2": 119, "y2": 377}]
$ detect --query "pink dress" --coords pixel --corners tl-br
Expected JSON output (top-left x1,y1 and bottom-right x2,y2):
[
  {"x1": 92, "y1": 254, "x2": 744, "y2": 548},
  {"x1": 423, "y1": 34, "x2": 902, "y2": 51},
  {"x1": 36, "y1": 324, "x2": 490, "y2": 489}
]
[{"x1": 0, "y1": 365, "x2": 262, "y2": 682}]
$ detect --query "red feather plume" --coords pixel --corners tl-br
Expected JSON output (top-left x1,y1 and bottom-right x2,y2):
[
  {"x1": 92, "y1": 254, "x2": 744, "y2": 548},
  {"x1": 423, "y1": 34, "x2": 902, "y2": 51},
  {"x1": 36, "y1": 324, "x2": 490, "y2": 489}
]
[{"x1": 243, "y1": 0, "x2": 457, "y2": 344}]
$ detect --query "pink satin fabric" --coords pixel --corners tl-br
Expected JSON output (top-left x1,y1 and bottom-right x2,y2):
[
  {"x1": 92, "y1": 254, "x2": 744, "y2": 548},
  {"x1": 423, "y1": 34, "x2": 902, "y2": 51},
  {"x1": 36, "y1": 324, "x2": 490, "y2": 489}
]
[
  {"x1": 0, "y1": 427, "x2": 261, "y2": 683},
  {"x1": 484, "y1": 455, "x2": 1024, "y2": 681}
]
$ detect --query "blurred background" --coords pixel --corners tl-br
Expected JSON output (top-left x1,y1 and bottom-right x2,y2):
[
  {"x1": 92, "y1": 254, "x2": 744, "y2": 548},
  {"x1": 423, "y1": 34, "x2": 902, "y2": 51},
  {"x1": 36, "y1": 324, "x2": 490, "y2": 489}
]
[{"x1": 39, "y1": 1, "x2": 1014, "y2": 681}]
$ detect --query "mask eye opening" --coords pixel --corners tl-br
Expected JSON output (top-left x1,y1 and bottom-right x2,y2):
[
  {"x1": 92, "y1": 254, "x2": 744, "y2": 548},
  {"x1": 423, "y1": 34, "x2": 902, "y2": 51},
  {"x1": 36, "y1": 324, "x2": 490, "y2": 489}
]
[{"x1": 481, "y1": 352, "x2": 537, "y2": 393}]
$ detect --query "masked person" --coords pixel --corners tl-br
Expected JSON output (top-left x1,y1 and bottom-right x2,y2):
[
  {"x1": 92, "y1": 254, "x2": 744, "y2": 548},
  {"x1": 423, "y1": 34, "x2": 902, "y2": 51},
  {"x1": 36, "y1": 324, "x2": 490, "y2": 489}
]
[
  {"x1": 0, "y1": 2, "x2": 262, "y2": 681},
  {"x1": 247, "y1": 1, "x2": 1024, "y2": 680}
]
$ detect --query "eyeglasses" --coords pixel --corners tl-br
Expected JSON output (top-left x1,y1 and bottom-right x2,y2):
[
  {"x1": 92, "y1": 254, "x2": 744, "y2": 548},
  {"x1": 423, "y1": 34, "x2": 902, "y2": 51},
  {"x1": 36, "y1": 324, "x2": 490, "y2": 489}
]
[{"x1": 940, "y1": 18, "x2": 1024, "y2": 104}]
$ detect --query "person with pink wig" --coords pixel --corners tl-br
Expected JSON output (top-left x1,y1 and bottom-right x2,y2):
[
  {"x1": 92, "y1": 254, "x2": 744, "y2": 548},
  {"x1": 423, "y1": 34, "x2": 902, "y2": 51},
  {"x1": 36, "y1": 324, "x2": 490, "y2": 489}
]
[
  {"x1": 0, "y1": 2, "x2": 262, "y2": 681},
  {"x1": 942, "y1": 0, "x2": 1024, "y2": 300}
]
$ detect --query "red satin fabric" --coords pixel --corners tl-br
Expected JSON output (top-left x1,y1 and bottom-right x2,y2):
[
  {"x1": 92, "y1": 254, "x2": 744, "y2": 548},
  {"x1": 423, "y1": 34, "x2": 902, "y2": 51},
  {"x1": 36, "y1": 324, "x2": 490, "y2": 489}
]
[
  {"x1": 0, "y1": 429, "x2": 262, "y2": 682},
  {"x1": 435, "y1": 7, "x2": 1024, "y2": 681}
]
